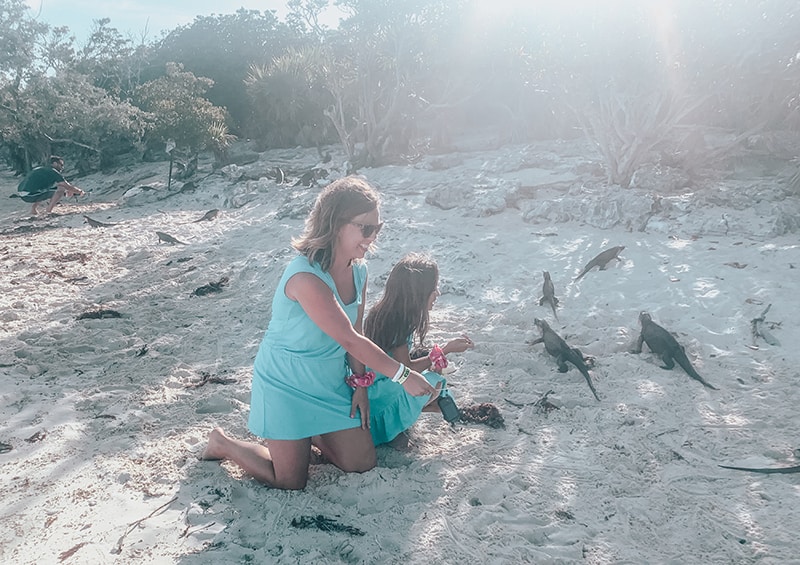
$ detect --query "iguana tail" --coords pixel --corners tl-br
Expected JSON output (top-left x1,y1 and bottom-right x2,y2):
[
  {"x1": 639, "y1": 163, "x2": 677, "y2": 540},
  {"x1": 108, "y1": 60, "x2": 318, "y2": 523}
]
[{"x1": 674, "y1": 348, "x2": 717, "y2": 390}]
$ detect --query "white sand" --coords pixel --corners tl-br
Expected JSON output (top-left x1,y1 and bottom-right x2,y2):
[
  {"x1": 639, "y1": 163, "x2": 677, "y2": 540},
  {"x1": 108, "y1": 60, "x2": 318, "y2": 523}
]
[{"x1": 1, "y1": 139, "x2": 798, "y2": 564}]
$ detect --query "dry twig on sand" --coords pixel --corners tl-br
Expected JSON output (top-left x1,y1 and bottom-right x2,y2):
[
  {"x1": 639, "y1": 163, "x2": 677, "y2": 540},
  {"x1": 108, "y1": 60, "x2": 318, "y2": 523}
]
[{"x1": 112, "y1": 496, "x2": 178, "y2": 554}]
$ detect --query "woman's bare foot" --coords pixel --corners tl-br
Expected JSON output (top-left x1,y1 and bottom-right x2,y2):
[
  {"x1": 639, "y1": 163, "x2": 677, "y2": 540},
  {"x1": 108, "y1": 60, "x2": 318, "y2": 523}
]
[{"x1": 200, "y1": 427, "x2": 228, "y2": 460}]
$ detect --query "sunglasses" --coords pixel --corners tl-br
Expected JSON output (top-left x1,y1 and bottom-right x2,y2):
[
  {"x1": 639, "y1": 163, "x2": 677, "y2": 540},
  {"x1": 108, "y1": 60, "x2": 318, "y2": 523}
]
[{"x1": 349, "y1": 221, "x2": 383, "y2": 238}]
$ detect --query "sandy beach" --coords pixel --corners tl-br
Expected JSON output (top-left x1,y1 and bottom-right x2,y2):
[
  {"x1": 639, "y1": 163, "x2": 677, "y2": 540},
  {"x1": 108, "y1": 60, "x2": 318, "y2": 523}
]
[{"x1": 1, "y1": 137, "x2": 799, "y2": 564}]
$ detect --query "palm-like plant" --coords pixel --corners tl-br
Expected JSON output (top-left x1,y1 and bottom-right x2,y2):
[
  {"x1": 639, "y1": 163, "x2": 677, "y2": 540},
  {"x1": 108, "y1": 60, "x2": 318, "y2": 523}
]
[{"x1": 244, "y1": 46, "x2": 332, "y2": 148}]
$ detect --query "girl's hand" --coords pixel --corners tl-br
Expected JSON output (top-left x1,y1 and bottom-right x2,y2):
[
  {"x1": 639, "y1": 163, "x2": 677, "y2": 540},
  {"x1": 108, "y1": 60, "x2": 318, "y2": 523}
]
[
  {"x1": 401, "y1": 370, "x2": 437, "y2": 397},
  {"x1": 350, "y1": 386, "x2": 370, "y2": 429},
  {"x1": 444, "y1": 335, "x2": 474, "y2": 354}
]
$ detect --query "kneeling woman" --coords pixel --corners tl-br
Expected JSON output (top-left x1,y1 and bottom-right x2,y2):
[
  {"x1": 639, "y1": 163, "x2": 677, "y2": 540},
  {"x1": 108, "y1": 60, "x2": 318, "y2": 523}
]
[{"x1": 203, "y1": 178, "x2": 435, "y2": 490}]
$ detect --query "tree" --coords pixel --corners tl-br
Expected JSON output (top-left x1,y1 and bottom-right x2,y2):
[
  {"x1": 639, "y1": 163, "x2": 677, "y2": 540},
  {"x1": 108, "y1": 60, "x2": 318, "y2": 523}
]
[
  {"x1": 74, "y1": 18, "x2": 154, "y2": 99},
  {"x1": 0, "y1": 0, "x2": 44, "y2": 169},
  {"x1": 0, "y1": 0, "x2": 49, "y2": 78},
  {"x1": 550, "y1": 0, "x2": 800, "y2": 187},
  {"x1": 318, "y1": 0, "x2": 452, "y2": 167},
  {"x1": 4, "y1": 70, "x2": 145, "y2": 171},
  {"x1": 286, "y1": 0, "x2": 333, "y2": 37},
  {"x1": 151, "y1": 9, "x2": 298, "y2": 134},
  {"x1": 1, "y1": 0, "x2": 144, "y2": 171},
  {"x1": 135, "y1": 62, "x2": 233, "y2": 160}
]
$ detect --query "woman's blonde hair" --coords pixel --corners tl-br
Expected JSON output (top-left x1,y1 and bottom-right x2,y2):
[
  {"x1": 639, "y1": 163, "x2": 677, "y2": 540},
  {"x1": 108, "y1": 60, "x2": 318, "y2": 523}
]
[{"x1": 292, "y1": 176, "x2": 381, "y2": 271}]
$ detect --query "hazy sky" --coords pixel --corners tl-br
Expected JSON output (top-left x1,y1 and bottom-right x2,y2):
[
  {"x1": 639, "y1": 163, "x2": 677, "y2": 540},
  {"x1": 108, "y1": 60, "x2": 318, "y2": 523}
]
[{"x1": 24, "y1": 0, "x2": 320, "y2": 43}]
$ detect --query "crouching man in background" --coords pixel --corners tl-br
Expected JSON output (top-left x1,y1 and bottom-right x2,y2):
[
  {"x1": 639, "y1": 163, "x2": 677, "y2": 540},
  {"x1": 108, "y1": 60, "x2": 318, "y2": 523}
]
[{"x1": 17, "y1": 155, "x2": 85, "y2": 215}]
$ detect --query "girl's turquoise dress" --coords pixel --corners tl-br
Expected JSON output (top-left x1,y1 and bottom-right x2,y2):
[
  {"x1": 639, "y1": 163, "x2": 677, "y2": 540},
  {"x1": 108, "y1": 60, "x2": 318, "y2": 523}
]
[
  {"x1": 367, "y1": 337, "x2": 446, "y2": 445},
  {"x1": 248, "y1": 255, "x2": 367, "y2": 440}
]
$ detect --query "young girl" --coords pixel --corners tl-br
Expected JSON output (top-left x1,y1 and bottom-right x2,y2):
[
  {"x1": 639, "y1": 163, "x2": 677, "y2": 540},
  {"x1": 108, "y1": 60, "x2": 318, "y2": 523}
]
[
  {"x1": 363, "y1": 253, "x2": 474, "y2": 446},
  {"x1": 202, "y1": 178, "x2": 435, "y2": 489}
]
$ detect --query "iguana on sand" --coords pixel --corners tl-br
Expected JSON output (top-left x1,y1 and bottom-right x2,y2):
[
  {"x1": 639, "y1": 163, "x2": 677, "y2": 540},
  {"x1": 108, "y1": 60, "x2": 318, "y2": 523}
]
[
  {"x1": 574, "y1": 245, "x2": 625, "y2": 281},
  {"x1": 538, "y1": 271, "x2": 559, "y2": 320},
  {"x1": 632, "y1": 311, "x2": 717, "y2": 390},
  {"x1": 532, "y1": 318, "x2": 600, "y2": 401},
  {"x1": 156, "y1": 231, "x2": 188, "y2": 245},
  {"x1": 84, "y1": 215, "x2": 118, "y2": 228}
]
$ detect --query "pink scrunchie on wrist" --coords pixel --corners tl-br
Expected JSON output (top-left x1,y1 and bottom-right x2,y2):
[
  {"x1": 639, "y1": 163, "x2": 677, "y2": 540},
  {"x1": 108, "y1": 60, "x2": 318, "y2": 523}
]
[
  {"x1": 429, "y1": 344, "x2": 448, "y2": 371},
  {"x1": 345, "y1": 371, "x2": 376, "y2": 388}
]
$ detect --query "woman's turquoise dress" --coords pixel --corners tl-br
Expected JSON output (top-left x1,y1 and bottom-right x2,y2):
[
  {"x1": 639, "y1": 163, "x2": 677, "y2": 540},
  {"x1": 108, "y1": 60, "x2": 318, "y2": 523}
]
[
  {"x1": 248, "y1": 256, "x2": 367, "y2": 440},
  {"x1": 367, "y1": 337, "x2": 446, "y2": 445}
]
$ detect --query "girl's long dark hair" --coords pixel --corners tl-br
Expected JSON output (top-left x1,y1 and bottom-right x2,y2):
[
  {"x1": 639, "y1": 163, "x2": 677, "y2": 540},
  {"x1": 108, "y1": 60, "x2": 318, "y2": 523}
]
[{"x1": 364, "y1": 253, "x2": 438, "y2": 352}]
